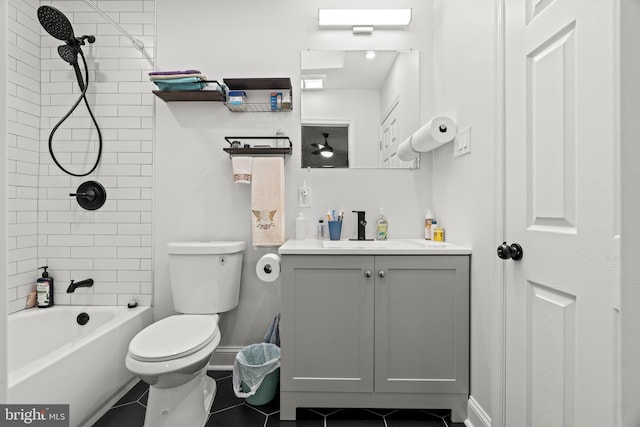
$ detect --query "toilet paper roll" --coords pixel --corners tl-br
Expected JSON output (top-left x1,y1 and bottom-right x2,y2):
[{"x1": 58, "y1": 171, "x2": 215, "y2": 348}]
[
  {"x1": 256, "y1": 253, "x2": 281, "y2": 282},
  {"x1": 397, "y1": 136, "x2": 419, "y2": 161},
  {"x1": 410, "y1": 116, "x2": 457, "y2": 152}
]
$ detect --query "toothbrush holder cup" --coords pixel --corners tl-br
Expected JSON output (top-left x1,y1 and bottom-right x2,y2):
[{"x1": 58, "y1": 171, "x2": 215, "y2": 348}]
[{"x1": 328, "y1": 221, "x2": 342, "y2": 241}]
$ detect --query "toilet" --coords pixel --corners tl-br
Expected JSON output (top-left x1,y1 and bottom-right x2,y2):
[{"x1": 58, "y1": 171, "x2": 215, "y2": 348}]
[{"x1": 126, "y1": 241, "x2": 245, "y2": 427}]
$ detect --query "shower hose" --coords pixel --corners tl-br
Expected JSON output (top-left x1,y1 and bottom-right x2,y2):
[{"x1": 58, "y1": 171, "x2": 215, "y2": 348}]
[{"x1": 47, "y1": 48, "x2": 103, "y2": 177}]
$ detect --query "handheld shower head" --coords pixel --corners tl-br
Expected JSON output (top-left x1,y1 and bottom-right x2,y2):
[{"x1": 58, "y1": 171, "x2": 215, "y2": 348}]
[
  {"x1": 57, "y1": 45, "x2": 85, "y2": 91},
  {"x1": 38, "y1": 6, "x2": 76, "y2": 42},
  {"x1": 57, "y1": 45, "x2": 78, "y2": 65},
  {"x1": 39, "y1": 5, "x2": 102, "y2": 178}
]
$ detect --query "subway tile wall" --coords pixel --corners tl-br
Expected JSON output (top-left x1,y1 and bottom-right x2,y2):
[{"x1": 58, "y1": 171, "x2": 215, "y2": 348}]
[
  {"x1": 7, "y1": 0, "x2": 155, "y2": 313},
  {"x1": 7, "y1": 0, "x2": 41, "y2": 314}
]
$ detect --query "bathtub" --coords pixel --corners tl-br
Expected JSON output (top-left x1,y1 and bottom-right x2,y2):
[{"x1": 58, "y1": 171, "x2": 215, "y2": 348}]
[{"x1": 7, "y1": 305, "x2": 153, "y2": 427}]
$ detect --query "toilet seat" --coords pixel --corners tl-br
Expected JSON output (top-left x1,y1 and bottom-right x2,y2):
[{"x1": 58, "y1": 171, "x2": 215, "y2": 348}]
[{"x1": 128, "y1": 314, "x2": 219, "y2": 362}]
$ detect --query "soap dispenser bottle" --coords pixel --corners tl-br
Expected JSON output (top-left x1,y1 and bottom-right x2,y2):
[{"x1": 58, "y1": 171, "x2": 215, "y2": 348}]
[
  {"x1": 37, "y1": 266, "x2": 54, "y2": 308},
  {"x1": 295, "y1": 211, "x2": 307, "y2": 240},
  {"x1": 376, "y1": 208, "x2": 389, "y2": 240}
]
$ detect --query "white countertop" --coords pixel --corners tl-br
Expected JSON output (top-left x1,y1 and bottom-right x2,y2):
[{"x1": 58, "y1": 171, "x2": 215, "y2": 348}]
[{"x1": 278, "y1": 239, "x2": 472, "y2": 255}]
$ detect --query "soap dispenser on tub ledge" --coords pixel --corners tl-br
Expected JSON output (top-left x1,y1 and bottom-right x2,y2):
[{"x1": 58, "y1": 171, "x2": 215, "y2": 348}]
[{"x1": 36, "y1": 266, "x2": 54, "y2": 308}]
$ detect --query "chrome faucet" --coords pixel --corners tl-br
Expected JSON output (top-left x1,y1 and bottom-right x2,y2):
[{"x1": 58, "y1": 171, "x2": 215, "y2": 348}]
[
  {"x1": 351, "y1": 210, "x2": 369, "y2": 241},
  {"x1": 66, "y1": 278, "x2": 94, "y2": 293}
]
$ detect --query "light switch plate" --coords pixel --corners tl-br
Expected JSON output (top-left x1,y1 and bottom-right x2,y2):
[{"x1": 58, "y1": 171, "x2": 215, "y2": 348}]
[
  {"x1": 454, "y1": 126, "x2": 471, "y2": 157},
  {"x1": 298, "y1": 187, "x2": 312, "y2": 207}
]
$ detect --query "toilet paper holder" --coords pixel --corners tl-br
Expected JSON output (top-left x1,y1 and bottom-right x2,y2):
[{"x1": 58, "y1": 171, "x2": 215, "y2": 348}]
[{"x1": 256, "y1": 253, "x2": 282, "y2": 282}]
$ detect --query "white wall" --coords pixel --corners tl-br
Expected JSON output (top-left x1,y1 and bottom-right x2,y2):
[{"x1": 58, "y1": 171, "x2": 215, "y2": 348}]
[
  {"x1": 7, "y1": 0, "x2": 40, "y2": 314},
  {"x1": 37, "y1": 0, "x2": 155, "y2": 308},
  {"x1": 432, "y1": 0, "x2": 496, "y2": 422},
  {"x1": 1, "y1": 0, "x2": 9, "y2": 403},
  {"x1": 155, "y1": 0, "x2": 435, "y2": 354}
]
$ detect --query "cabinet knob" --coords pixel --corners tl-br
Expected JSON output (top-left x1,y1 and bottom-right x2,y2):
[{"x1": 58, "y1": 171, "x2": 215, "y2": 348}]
[
  {"x1": 378, "y1": 271, "x2": 385, "y2": 278},
  {"x1": 364, "y1": 271, "x2": 372, "y2": 278}
]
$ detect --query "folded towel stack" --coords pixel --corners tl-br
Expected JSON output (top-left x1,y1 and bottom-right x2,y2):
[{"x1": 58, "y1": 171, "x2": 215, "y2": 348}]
[{"x1": 149, "y1": 69, "x2": 212, "y2": 91}]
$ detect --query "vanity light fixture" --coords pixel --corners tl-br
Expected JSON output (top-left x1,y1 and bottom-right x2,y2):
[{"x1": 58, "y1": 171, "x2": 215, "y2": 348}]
[{"x1": 318, "y1": 9, "x2": 412, "y2": 34}]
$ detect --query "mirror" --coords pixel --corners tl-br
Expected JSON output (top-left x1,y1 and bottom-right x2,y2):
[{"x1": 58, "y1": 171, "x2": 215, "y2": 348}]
[{"x1": 301, "y1": 49, "x2": 420, "y2": 169}]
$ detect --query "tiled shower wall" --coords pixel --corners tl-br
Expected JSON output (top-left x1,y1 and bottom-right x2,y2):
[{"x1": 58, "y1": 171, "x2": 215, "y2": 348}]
[
  {"x1": 7, "y1": 0, "x2": 155, "y2": 313},
  {"x1": 7, "y1": 0, "x2": 41, "y2": 314}
]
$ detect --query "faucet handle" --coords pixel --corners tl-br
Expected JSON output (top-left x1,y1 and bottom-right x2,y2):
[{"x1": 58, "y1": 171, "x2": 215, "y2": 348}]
[{"x1": 352, "y1": 210, "x2": 366, "y2": 223}]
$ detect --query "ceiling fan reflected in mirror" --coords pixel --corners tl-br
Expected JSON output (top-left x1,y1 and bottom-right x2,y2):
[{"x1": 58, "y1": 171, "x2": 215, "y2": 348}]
[{"x1": 311, "y1": 133, "x2": 334, "y2": 158}]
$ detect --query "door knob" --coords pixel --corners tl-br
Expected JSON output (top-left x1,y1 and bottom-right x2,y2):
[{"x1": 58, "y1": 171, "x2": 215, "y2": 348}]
[
  {"x1": 497, "y1": 242, "x2": 524, "y2": 261},
  {"x1": 378, "y1": 271, "x2": 385, "y2": 278},
  {"x1": 364, "y1": 271, "x2": 372, "y2": 278}
]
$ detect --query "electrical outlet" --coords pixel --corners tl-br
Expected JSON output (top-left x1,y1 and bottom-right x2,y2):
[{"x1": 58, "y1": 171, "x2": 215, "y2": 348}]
[
  {"x1": 454, "y1": 127, "x2": 471, "y2": 157},
  {"x1": 298, "y1": 187, "x2": 312, "y2": 207}
]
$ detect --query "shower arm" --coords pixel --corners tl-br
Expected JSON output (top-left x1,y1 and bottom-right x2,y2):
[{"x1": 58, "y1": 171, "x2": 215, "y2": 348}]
[{"x1": 80, "y1": 0, "x2": 145, "y2": 51}]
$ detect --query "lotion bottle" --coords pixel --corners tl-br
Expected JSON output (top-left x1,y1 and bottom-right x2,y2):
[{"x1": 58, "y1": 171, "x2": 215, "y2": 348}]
[
  {"x1": 37, "y1": 266, "x2": 54, "y2": 308},
  {"x1": 424, "y1": 209, "x2": 434, "y2": 240},
  {"x1": 295, "y1": 211, "x2": 306, "y2": 240}
]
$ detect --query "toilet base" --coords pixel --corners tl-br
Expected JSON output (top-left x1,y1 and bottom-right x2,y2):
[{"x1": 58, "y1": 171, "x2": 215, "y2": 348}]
[{"x1": 143, "y1": 369, "x2": 216, "y2": 427}]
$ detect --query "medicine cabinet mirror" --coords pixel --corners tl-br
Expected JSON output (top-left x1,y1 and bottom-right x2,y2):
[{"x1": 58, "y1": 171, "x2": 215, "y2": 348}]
[{"x1": 301, "y1": 49, "x2": 419, "y2": 169}]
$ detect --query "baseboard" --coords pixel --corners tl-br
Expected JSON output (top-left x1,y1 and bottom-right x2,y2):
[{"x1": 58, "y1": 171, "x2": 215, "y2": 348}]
[
  {"x1": 81, "y1": 378, "x2": 139, "y2": 427},
  {"x1": 465, "y1": 396, "x2": 492, "y2": 427},
  {"x1": 208, "y1": 345, "x2": 243, "y2": 371}
]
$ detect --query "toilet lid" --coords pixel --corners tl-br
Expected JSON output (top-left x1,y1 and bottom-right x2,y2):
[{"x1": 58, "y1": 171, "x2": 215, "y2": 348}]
[{"x1": 129, "y1": 315, "x2": 219, "y2": 362}]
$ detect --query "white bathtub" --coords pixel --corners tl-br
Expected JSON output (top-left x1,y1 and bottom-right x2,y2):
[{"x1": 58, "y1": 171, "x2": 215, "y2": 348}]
[{"x1": 7, "y1": 305, "x2": 153, "y2": 427}]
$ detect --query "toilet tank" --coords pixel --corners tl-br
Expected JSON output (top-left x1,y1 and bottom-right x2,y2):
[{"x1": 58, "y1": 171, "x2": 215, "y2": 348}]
[{"x1": 167, "y1": 241, "x2": 245, "y2": 314}]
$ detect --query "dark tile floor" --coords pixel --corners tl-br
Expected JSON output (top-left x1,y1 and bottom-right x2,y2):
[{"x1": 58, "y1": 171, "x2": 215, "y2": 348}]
[{"x1": 93, "y1": 371, "x2": 465, "y2": 427}]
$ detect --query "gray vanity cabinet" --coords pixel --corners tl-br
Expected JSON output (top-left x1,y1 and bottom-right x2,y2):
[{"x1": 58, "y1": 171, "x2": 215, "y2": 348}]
[{"x1": 280, "y1": 254, "x2": 470, "y2": 421}]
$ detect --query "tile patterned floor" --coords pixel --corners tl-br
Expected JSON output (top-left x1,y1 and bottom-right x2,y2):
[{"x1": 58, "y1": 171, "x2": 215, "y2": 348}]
[{"x1": 93, "y1": 371, "x2": 466, "y2": 427}]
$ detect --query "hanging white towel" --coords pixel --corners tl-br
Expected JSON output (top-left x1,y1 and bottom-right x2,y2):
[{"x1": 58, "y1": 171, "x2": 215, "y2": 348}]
[
  {"x1": 232, "y1": 157, "x2": 252, "y2": 184},
  {"x1": 251, "y1": 157, "x2": 285, "y2": 246}
]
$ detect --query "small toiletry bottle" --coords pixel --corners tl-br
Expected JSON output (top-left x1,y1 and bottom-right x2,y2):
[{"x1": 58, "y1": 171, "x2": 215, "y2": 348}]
[
  {"x1": 317, "y1": 219, "x2": 325, "y2": 240},
  {"x1": 424, "y1": 209, "x2": 434, "y2": 240},
  {"x1": 296, "y1": 211, "x2": 307, "y2": 240},
  {"x1": 36, "y1": 266, "x2": 54, "y2": 308},
  {"x1": 433, "y1": 224, "x2": 445, "y2": 242},
  {"x1": 376, "y1": 208, "x2": 389, "y2": 240}
]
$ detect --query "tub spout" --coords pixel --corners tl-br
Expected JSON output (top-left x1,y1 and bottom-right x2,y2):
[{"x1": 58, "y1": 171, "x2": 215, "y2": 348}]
[{"x1": 67, "y1": 278, "x2": 94, "y2": 293}]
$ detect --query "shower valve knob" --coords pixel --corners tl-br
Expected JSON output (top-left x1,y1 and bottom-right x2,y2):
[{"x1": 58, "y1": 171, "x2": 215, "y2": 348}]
[
  {"x1": 70, "y1": 181, "x2": 107, "y2": 211},
  {"x1": 69, "y1": 190, "x2": 96, "y2": 201}
]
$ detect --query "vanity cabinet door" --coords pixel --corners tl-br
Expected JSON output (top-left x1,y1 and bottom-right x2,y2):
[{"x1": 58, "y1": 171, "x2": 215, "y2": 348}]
[
  {"x1": 374, "y1": 255, "x2": 469, "y2": 394},
  {"x1": 281, "y1": 255, "x2": 375, "y2": 393}
]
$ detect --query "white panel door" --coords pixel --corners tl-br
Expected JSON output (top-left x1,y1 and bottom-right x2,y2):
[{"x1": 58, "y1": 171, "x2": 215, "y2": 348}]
[{"x1": 504, "y1": 0, "x2": 620, "y2": 426}]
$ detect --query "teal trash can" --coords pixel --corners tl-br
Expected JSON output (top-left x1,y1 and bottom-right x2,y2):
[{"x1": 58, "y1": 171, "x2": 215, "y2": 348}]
[
  {"x1": 233, "y1": 343, "x2": 280, "y2": 406},
  {"x1": 242, "y1": 367, "x2": 280, "y2": 406}
]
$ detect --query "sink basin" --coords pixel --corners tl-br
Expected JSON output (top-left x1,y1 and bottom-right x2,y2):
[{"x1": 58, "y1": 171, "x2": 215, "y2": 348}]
[{"x1": 322, "y1": 240, "x2": 439, "y2": 249}]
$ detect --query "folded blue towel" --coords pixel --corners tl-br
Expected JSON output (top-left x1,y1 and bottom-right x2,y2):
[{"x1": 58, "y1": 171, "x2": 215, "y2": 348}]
[
  {"x1": 151, "y1": 76, "x2": 202, "y2": 84},
  {"x1": 153, "y1": 81, "x2": 206, "y2": 91},
  {"x1": 263, "y1": 313, "x2": 280, "y2": 346}
]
